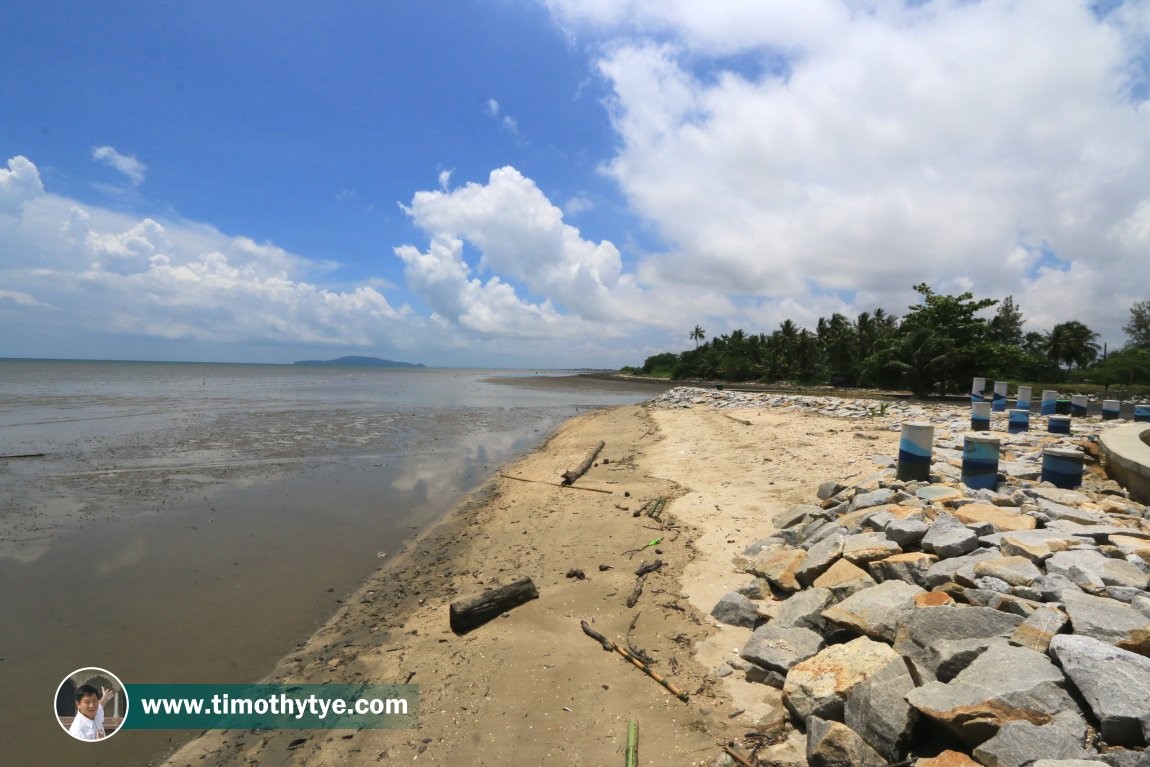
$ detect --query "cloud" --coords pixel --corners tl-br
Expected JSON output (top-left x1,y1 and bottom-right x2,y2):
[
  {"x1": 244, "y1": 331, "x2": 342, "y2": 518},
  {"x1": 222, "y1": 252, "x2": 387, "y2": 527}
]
[
  {"x1": 92, "y1": 145, "x2": 147, "y2": 187},
  {"x1": 0, "y1": 155, "x2": 44, "y2": 215},
  {"x1": 485, "y1": 97, "x2": 519, "y2": 134},
  {"x1": 1, "y1": 155, "x2": 411, "y2": 353},
  {"x1": 542, "y1": 0, "x2": 1150, "y2": 344}
]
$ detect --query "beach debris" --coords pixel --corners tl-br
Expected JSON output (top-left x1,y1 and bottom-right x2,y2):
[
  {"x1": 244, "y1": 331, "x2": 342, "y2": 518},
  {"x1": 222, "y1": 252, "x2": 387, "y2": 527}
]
[
  {"x1": 624, "y1": 536, "x2": 662, "y2": 558},
  {"x1": 625, "y1": 719, "x2": 639, "y2": 767},
  {"x1": 0, "y1": 452, "x2": 46, "y2": 459},
  {"x1": 579, "y1": 620, "x2": 689, "y2": 702},
  {"x1": 561, "y1": 440, "x2": 606, "y2": 485},
  {"x1": 449, "y1": 577, "x2": 539, "y2": 635},
  {"x1": 626, "y1": 559, "x2": 664, "y2": 608},
  {"x1": 723, "y1": 413, "x2": 753, "y2": 426},
  {"x1": 566, "y1": 568, "x2": 586, "y2": 580}
]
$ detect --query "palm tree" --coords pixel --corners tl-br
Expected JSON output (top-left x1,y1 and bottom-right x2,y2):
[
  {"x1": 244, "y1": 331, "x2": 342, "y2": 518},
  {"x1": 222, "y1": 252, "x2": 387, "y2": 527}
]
[
  {"x1": 1045, "y1": 321, "x2": 1100, "y2": 370},
  {"x1": 690, "y1": 325, "x2": 706, "y2": 349}
]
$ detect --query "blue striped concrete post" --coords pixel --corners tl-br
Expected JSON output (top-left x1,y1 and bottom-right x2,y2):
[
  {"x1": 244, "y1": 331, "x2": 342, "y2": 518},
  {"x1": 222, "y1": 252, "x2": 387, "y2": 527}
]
[
  {"x1": 1136, "y1": 405, "x2": 1150, "y2": 423},
  {"x1": 971, "y1": 377, "x2": 986, "y2": 404},
  {"x1": 1008, "y1": 409, "x2": 1029, "y2": 433},
  {"x1": 897, "y1": 422, "x2": 934, "y2": 482},
  {"x1": 1015, "y1": 386, "x2": 1032, "y2": 411},
  {"x1": 1070, "y1": 395, "x2": 1088, "y2": 418},
  {"x1": 1102, "y1": 399, "x2": 1120, "y2": 421},
  {"x1": 992, "y1": 381, "x2": 1008, "y2": 412},
  {"x1": 970, "y1": 402, "x2": 991, "y2": 431},
  {"x1": 962, "y1": 434, "x2": 1000, "y2": 491},
  {"x1": 1041, "y1": 390, "x2": 1058, "y2": 416},
  {"x1": 1048, "y1": 415, "x2": 1071, "y2": 435},
  {"x1": 1041, "y1": 447, "x2": 1084, "y2": 489}
]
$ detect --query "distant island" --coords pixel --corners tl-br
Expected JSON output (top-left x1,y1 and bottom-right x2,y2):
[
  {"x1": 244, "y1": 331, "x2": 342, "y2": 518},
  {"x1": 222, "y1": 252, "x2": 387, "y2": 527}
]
[{"x1": 292, "y1": 356, "x2": 425, "y2": 368}]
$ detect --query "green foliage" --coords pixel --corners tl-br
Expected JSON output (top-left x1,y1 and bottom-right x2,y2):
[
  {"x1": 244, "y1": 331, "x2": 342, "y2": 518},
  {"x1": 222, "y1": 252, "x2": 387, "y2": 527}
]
[{"x1": 620, "y1": 292, "x2": 1138, "y2": 397}]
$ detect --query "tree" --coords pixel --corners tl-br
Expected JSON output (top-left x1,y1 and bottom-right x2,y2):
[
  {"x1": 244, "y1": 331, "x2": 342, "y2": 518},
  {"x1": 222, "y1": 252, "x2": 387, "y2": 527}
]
[
  {"x1": 690, "y1": 325, "x2": 706, "y2": 349},
  {"x1": 989, "y1": 295, "x2": 1026, "y2": 346},
  {"x1": 1124, "y1": 300, "x2": 1150, "y2": 350},
  {"x1": 1046, "y1": 321, "x2": 1100, "y2": 370}
]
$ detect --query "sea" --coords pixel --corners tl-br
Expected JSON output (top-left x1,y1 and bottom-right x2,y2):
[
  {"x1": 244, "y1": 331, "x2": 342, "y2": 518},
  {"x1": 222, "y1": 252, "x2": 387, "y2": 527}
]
[{"x1": 0, "y1": 359, "x2": 671, "y2": 766}]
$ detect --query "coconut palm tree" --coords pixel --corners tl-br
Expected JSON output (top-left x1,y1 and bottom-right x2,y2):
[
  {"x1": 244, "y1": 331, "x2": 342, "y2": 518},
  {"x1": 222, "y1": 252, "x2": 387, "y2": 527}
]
[
  {"x1": 1045, "y1": 321, "x2": 1100, "y2": 370},
  {"x1": 690, "y1": 325, "x2": 706, "y2": 349}
]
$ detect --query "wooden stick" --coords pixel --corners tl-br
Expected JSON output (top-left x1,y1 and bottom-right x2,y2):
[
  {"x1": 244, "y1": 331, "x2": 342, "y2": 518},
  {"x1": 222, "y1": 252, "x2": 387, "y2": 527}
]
[
  {"x1": 561, "y1": 440, "x2": 605, "y2": 485},
  {"x1": 0, "y1": 453, "x2": 46, "y2": 459},
  {"x1": 625, "y1": 719, "x2": 639, "y2": 767},
  {"x1": 580, "y1": 620, "x2": 689, "y2": 702},
  {"x1": 626, "y1": 576, "x2": 646, "y2": 609},
  {"x1": 498, "y1": 474, "x2": 612, "y2": 494},
  {"x1": 722, "y1": 745, "x2": 756, "y2": 767},
  {"x1": 722, "y1": 413, "x2": 752, "y2": 426}
]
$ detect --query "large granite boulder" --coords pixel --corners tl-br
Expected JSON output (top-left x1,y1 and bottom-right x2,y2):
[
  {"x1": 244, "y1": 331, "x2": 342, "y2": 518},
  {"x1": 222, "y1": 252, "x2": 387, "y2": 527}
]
[
  {"x1": 804, "y1": 716, "x2": 888, "y2": 767},
  {"x1": 843, "y1": 655, "x2": 919, "y2": 760},
  {"x1": 822, "y1": 579, "x2": 924, "y2": 643},
  {"x1": 1049, "y1": 634, "x2": 1150, "y2": 746},
  {"x1": 782, "y1": 636, "x2": 898, "y2": 723},
  {"x1": 740, "y1": 623, "x2": 825, "y2": 675},
  {"x1": 710, "y1": 592, "x2": 763, "y2": 628}
]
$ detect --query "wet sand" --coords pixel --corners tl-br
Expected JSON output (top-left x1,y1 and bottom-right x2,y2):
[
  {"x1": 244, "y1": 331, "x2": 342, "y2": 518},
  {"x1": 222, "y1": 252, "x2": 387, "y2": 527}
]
[
  {"x1": 3, "y1": 368, "x2": 672, "y2": 767},
  {"x1": 162, "y1": 395, "x2": 888, "y2": 766}
]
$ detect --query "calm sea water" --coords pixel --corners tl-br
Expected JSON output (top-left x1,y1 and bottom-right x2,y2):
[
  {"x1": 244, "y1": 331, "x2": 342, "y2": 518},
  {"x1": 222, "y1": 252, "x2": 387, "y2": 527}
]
[{"x1": 0, "y1": 359, "x2": 669, "y2": 766}]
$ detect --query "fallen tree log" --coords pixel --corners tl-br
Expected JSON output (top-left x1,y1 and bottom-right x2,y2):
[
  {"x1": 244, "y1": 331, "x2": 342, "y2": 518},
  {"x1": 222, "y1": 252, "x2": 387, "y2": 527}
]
[
  {"x1": 449, "y1": 577, "x2": 539, "y2": 635},
  {"x1": 561, "y1": 440, "x2": 605, "y2": 485}
]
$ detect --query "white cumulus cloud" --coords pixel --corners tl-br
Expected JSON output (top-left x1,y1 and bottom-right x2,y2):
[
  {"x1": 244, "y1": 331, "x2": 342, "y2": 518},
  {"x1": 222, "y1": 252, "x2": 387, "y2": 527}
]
[{"x1": 92, "y1": 145, "x2": 147, "y2": 187}]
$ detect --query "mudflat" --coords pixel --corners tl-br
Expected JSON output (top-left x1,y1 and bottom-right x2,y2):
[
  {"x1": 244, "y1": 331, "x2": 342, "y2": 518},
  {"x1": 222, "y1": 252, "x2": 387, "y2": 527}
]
[{"x1": 163, "y1": 398, "x2": 886, "y2": 765}]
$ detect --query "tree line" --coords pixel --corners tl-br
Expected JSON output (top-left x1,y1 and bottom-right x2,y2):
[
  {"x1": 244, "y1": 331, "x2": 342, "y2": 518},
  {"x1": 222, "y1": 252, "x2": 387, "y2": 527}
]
[{"x1": 625, "y1": 285, "x2": 1150, "y2": 397}]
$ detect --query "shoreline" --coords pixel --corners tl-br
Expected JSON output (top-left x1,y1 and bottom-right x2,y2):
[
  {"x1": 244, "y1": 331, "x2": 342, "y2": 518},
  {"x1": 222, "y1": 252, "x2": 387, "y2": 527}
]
[{"x1": 162, "y1": 394, "x2": 899, "y2": 765}]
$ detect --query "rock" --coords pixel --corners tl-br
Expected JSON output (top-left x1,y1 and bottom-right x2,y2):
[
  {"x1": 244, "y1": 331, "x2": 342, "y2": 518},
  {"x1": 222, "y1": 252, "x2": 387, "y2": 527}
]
[
  {"x1": 924, "y1": 548, "x2": 1001, "y2": 589},
  {"x1": 747, "y1": 547, "x2": 807, "y2": 592},
  {"x1": 782, "y1": 636, "x2": 899, "y2": 723},
  {"x1": 1029, "y1": 486, "x2": 1091, "y2": 505},
  {"x1": 817, "y1": 480, "x2": 846, "y2": 501},
  {"x1": 736, "y1": 578, "x2": 770, "y2": 600},
  {"x1": 922, "y1": 513, "x2": 981, "y2": 558},
  {"x1": 773, "y1": 587, "x2": 834, "y2": 633},
  {"x1": 905, "y1": 644, "x2": 1079, "y2": 746},
  {"x1": 1111, "y1": 534, "x2": 1150, "y2": 565},
  {"x1": 841, "y1": 532, "x2": 902, "y2": 565},
  {"x1": 885, "y1": 517, "x2": 929, "y2": 548},
  {"x1": 1061, "y1": 590, "x2": 1150, "y2": 650},
  {"x1": 975, "y1": 576, "x2": 1014, "y2": 594},
  {"x1": 843, "y1": 656, "x2": 919, "y2": 760},
  {"x1": 797, "y1": 533, "x2": 845, "y2": 586},
  {"x1": 813, "y1": 558, "x2": 877, "y2": 600},
  {"x1": 804, "y1": 716, "x2": 888, "y2": 767},
  {"x1": 822, "y1": 579, "x2": 924, "y2": 643},
  {"x1": 1033, "y1": 573, "x2": 1084, "y2": 602},
  {"x1": 895, "y1": 605, "x2": 1024, "y2": 681},
  {"x1": 711, "y1": 592, "x2": 763, "y2": 628},
  {"x1": 1047, "y1": 550, "x2": 1150, "y2": 591},
  {"x1": 743, "y1": 537, "x2": 787, "y2": 557},
  {"x1": 740, "y1": 623, "x2": 825, "y2": 675},
  {"x1": 850, "y1": 488, "x2": 898, "y2": 512},
  {"x1": 916, "y1": 590, "x2": 956, "y2": 606},
  {"x1": 1009, "y1": 605, "x2": 1069, "y2": 653},
  {"x1": 1039, "y1": 499, "x2": 1108, "y2": 525},
  {"x1": 1049, "y1": 634, "x2": 1150, "y2": 746},
  {"x1": 971, "y1": 720, "x2": 1091, "y2": 767},
  {"x1": 953, "y1": 503, "x2": 1037, "y2": 532},
  {"x1": 757, "y1": 729, "x2": 808, "y2": 767},
  {"x1": 775, "y1": 503, "x2": 822, "y2": 529},
  {"x1": 918, "y1": 485, "x2": 967, "y2": 503},
  {"x1": 868, "y1": 551, "x2": 937, "y2": 587},
  {"x1": 917, "y1": 750, "x2": 982, "y2": 767},
  {"x1": 973, "y1": 556, "x2": 1044, "y2": 587}
]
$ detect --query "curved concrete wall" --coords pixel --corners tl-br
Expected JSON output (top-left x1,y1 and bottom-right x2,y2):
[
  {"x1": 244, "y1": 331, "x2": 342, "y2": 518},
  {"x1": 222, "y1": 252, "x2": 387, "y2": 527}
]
[{"x1": 1099, "y1": 423, "x2": 1150, "y2": 504}]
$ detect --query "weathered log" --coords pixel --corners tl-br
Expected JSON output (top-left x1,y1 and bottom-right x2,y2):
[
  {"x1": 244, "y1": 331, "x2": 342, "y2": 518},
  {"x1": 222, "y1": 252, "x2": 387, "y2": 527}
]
[
  {"x1": 626, "y1": 577, "x2": 646, "y2": 609},
  {"x1": 722, "y1": 413, "x2": 752, "y2": 426},
  {"x1": 449, "y1": 577, "x2": 539, "y2": 635},
  {"x1": 634, "y1": 559, "x2": 663, "y2": 577},
  {"x1": 561, "y1": 440, "x2": 605, "y2": 485}
]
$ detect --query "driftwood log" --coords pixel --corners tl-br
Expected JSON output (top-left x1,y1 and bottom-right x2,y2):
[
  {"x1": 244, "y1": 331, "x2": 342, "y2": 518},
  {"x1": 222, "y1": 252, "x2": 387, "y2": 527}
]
[
  {"x1": 449, "y1": 577, "x2": 539, "y2": 635},
  {"x1": 561, "y1": 440, "x2": 605, "y2": 485},
  {"x1": 626, "y1": 559, "x2": 663, "y2": 608},
  {"x1": 722, "y1": 413, "x2": 752, "y2": 426}
]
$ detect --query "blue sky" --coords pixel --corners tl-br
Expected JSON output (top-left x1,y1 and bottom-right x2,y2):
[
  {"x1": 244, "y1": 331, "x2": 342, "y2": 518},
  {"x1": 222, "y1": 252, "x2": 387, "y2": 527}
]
[{"x1": 2, "y1": 1, "x2": 1149, "y2": 367}]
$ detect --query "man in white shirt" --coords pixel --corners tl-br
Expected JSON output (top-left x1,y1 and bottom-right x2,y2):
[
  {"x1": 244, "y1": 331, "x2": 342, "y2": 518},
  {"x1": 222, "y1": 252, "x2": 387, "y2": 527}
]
[{"x1": 68, "y1": 684, "x2": 114, "y2": 740}]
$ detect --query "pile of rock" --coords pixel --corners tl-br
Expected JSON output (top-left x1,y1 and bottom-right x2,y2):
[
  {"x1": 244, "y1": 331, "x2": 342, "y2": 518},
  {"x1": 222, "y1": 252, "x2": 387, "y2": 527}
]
[{"x1": 709, "y1": 442, "x2": 1150, "y2": 765}]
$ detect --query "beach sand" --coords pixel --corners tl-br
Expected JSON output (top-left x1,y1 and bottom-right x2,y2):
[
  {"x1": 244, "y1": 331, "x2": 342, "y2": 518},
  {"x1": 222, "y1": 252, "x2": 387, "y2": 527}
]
[{"x1": 162, "y1": 398, "x2": 891, "y2": 766}]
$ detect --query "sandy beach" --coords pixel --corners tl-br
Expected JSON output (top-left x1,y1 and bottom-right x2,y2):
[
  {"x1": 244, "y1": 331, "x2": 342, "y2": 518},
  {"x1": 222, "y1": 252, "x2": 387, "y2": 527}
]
[{"x1": 161, "y1": 394, "x2": 892, "y2": 766}]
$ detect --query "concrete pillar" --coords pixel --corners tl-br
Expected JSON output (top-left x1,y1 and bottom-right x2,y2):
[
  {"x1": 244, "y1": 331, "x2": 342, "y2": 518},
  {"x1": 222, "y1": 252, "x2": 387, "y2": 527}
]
[
  {"x1": 1070, "y1": 394, "x2": 1088, "y2": 418},
  {"x1": 1135, "y1": 405, "x2": 1150, "y2": 423},
  {"x1": 962, "y1": 434, "x2": 1000, "y2": 491},
  {"x1": 1041, "y1": 447, "x2": 1085, "y2": 489},
  {"x1": 1041, "y1": 390, "x2": 1058, "y2": 416},
  {"x1": 1102, "y1": 399, "x2": 1120, "y2": 421},
  {"x1": 992, "y1": 381, "x2": 1008, "y2": 412},
  {"x1": 896, "y1": 422, "x2": 934, "y2": 482},
  {"x1": 1015, "y1": 386, "x2": 1032, "y2": 411},
  {"x1": 1048, "y1": 415, "x2": 1071, "y2": 435},
  {"x1": 1008, "y1": 409, "x2": 1029, "y2": 433},
  {"x1": 971, "y1": 402, "x2": 991, "y2": 431},
  {"x1": 971, "y1": 377, "x2": 986, "y2": 403}
]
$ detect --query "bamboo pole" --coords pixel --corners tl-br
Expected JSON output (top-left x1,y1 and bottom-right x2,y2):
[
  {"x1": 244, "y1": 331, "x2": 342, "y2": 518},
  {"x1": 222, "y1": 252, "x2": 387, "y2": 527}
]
[
  {"x1": 498, "y1": 474, "x2": 612, "y2": 494},
  {"x1": 580, "y1": 620, "x2": 689, "y2": 702},
  {"x1": 625, "y1": 719, "x2": 639, "y2": 767}
]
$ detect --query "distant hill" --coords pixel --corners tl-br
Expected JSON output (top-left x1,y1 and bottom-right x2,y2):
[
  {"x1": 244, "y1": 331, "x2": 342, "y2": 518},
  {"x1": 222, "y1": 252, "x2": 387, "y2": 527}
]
[{"x1": 292, "y1": 356, "x2": 425, "y2": 368}]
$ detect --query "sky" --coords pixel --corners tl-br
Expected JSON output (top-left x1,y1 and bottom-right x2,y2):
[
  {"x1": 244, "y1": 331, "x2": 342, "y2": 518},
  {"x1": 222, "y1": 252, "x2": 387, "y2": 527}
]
[{"x1": 2, "y1": 0, "x2": 1149, "y2": 368}]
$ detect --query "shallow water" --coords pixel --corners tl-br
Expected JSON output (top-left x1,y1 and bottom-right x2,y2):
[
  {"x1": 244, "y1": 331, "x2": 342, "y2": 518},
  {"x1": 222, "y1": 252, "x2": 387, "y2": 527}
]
[{"x1": 0, "y1": 360, "x2": 668, "y2": 766}]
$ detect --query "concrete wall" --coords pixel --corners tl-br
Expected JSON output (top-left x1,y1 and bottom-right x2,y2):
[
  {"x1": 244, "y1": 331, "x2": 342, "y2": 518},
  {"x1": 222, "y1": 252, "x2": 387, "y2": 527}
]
[{"x1": 1099, "y1": 423, "x2": 1150, "y2": 505}]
